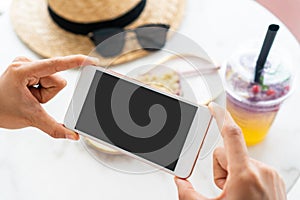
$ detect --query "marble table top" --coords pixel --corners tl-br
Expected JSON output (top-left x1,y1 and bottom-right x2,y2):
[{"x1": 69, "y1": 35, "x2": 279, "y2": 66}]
[{"x1": 0, "y1": 0, "x2": 299, "y2": 199}]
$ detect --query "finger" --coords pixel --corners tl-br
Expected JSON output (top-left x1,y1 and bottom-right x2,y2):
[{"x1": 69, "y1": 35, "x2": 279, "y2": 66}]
[
  {"x1": 29, "y1": 74, "x2": 67, "y2": 103},
  {"x1": 32, "y1": 107, "x2": 79, "y2": 140},
  {"x1": 208, "y1": 102, "x2": 225, "y2": 131},
  {"x1": 278, "y1": 175, "x2": 286, "y2": 199},
  {"x1": 208, "y1": 102, "x2": 248, "y2": 169},
  {"x1": 213, "y1": 147, "x2": 228, "y2": 189},
  {"x1": 174, "y1": 178, "x2": 208, "y2": 200},
  {"x1": 22, "y1": 55, "x2": 99, "y2": 77},
  {"x1": 13, "y1": 56, "x2": 32, "y2": 63}
]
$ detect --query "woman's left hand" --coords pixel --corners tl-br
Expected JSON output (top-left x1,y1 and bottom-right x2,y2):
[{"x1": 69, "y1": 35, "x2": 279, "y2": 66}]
[{"x1": 0, "y1": 55, "x2": 97, "y2": 140}]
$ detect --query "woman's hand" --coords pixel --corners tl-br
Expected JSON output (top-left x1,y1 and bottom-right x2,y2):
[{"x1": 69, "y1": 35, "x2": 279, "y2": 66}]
[
  {"x1": 175, "y1": 102, "x2": 286, "y2": 200},
  {"x1": 0, "y1": 55, "x2": 97, "y2": 140}
]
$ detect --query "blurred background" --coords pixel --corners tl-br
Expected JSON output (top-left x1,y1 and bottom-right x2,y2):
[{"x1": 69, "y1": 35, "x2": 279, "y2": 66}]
[{"x1": 257, "y1": 0, "x2": 300, "y2": 42}]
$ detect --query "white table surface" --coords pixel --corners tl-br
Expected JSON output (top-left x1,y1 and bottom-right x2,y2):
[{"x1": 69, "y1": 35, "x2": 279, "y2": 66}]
[{"x1": 0, "y1": 0, "x2": 300, "y2": 199}]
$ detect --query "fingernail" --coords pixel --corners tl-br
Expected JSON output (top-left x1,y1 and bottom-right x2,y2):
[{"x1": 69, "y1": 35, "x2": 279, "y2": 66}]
[
  {"x1": 66, "y1": 134, "x2": 77, "y2": 140},
  {"x1": 175, "y1": 178, "x2": 185, "y2": 185},
  {"x1": 87, "y1": 57, "x2": 100, "y2": 65},
  {"x1": 209, "y1": 102, "x2": 218, "y2": 109},
  {"x1": 209, "y1": 102, "x2": 224, "y2": 114},
  {"x1": 208, "y1": 102, "x2": 217, "y2": 115}
]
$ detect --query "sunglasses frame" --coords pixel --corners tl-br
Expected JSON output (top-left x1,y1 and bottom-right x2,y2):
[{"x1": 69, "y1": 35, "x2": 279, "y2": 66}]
[{"x1": 89, "y1": 24, "x2": 170, "y2": 57}]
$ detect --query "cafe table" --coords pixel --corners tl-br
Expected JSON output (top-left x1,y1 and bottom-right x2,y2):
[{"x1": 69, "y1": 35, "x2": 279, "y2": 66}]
[{"x1": 0, "y1": 0, "x2": 299, "y2": 199}]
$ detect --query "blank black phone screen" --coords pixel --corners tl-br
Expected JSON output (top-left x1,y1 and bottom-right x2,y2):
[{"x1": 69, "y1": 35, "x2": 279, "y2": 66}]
[{"x1": 75, "y1": 71, "x2": 197, "y2": 171}]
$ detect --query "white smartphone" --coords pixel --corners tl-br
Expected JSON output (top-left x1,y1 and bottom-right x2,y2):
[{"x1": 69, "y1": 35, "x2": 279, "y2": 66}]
[{"x1": 64, "y1": 66, "x2": 212, "y2": 178}]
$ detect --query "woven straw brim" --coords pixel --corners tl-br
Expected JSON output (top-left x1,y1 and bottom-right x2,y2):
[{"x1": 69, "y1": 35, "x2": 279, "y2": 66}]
[{"x1": 10, "y1": 0, "x2": 186, "y2": 66}]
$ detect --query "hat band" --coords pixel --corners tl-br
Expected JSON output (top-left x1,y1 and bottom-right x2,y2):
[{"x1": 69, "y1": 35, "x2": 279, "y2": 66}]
[{"x1": 48, "y1": 0, "x2": 146, "y2": 35}]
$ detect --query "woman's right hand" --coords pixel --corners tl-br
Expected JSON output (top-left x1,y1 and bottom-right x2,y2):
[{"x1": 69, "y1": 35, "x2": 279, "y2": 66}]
[{"x1": 175, "y1": 102, "x2": 286, "y2": 200}]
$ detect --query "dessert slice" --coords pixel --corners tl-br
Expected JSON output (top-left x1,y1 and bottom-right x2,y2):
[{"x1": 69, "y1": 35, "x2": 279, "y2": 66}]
[{"x1": 137, "y1": 65, "x2": 182, "y2": 96}]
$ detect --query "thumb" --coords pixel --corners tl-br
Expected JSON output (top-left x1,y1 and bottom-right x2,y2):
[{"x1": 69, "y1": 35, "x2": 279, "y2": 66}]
[
  {"x1": 32, "y1": 108, "x2": 79, "y2": 140},
  {"x1": 174, "y1": 177, "x2": 208, "y2": 200}
]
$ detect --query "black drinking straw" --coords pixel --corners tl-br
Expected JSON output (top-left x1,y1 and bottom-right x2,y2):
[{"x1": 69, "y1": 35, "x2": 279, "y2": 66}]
[{"x1": 254, "y1": 24, "x2": 280, "y2": 83}]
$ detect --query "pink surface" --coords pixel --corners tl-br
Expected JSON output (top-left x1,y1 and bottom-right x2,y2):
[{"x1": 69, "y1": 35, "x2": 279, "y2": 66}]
[{"x1": 257, "y1": 0, "x2": 300, "y2": 42}]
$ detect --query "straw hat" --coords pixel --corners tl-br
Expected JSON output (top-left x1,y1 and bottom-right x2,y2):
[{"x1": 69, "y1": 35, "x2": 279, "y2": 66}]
[{"x1": 10, "y1": 0, "x2": 186, "y2": 66}]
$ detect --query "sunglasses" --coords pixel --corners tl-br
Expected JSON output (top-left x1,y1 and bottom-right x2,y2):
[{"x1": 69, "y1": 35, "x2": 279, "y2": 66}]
[{"x1": 88, "y1": 24, "x2": 170, "y2": 58}]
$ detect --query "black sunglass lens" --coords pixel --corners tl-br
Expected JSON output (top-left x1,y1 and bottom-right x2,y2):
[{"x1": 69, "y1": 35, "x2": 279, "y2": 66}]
[
  {"x1": 135, "y1": 25, "x2": 169, "y2": 51},
  {"x1": 90, "y1": 28, "x2": 125, "y2": 57}
]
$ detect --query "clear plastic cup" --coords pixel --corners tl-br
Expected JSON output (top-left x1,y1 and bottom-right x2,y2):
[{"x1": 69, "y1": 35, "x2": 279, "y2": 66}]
[{"x1": 225, "y1": 48, "x2": 292, "y2": 146}]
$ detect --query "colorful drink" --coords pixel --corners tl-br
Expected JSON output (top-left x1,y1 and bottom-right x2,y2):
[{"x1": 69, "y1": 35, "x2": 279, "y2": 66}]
[{"x1": 225, "y1": 51, "x2": 291, "y2": 146}]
